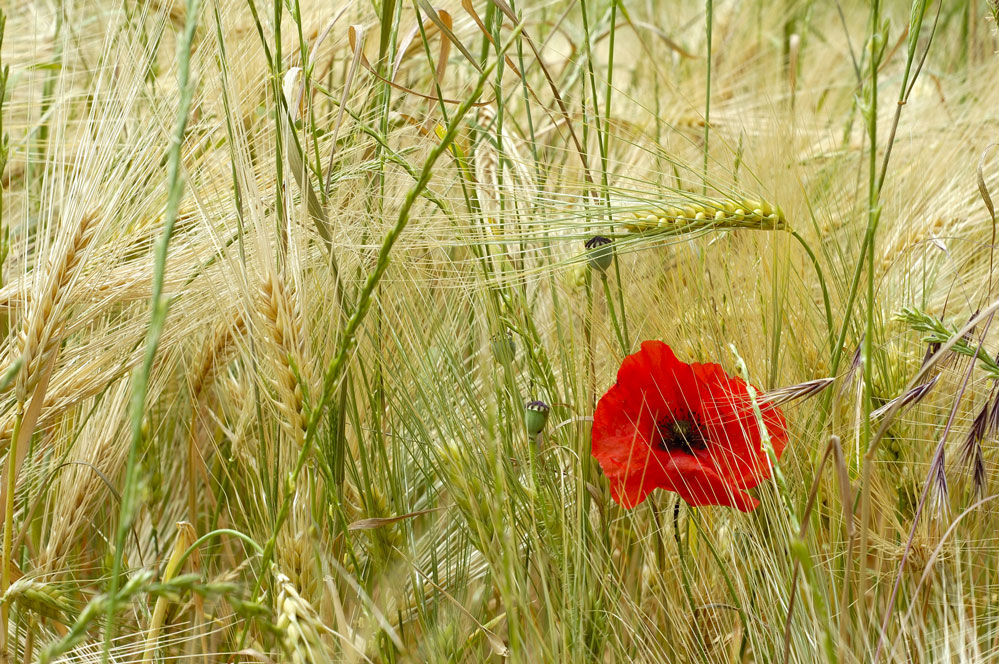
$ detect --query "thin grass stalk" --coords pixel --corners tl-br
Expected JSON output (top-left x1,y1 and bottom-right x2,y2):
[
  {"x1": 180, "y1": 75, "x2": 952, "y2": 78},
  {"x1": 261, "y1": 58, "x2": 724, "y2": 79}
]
[
  {"x1": 672, "y1": 498, "x2": 708, "y2": 664},
  {"x1": 2, "y1": 349, "x2": 56, "y2": 655},
  {"x1": 825, "y1": 0, "x2": 934, "y2": 379},
  {"x1": 104, "y1": 0, "x2": 201, "y2": 658},
  {"x1": 0, "y1": 8, "x2": 8, "y2": 343},
  {"x1": 856, "y1": 1, "x2": 939, "y2": 647},
  {"x1": 857, "y1": 2, "x2": 882, "y2": 641},
  {"x1": 601, "y1": 0, "x2": 630, "y2": 348},
  {"x1": 790, "y1": 231, "x2": 835, "y2": 355},
  {"x1": 600, "y1": 273, "x2": 627, "y2": 355},
  {"x1": 703, "y1": 0, "x2": 712, "y2": 194},
  {"x1": 579, "y1": 0, "x2": 630, "y2": 351},
  {"x1": 0, "y1": 406, "x2": 22, "y2": 656}
]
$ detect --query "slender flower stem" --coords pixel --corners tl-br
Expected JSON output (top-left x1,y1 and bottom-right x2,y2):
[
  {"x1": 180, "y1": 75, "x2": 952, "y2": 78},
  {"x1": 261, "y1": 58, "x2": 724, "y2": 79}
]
[
  {"x1": 790, "y1": 230, "x2": 835, "y2": 354},
  {"x1": 600, "y1": 274, "x2": 628, "y2": 355},
  {"x1": 703, "y1": 0, "x2": 712, "y2": 194},
  {"x1": 672, "y1": 498, "x2": 709, "y2": 664}
]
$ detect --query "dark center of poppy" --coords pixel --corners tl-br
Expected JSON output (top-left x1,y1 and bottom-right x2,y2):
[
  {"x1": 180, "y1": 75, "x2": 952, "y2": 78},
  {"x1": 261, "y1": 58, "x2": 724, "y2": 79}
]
[{"x1": 655, "y1": 413, "x2": 707, "y2": 454}]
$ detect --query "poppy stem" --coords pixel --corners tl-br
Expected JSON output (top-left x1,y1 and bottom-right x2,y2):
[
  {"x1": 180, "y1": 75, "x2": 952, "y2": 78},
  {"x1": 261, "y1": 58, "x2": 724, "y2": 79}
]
[
  {"x1": 689, "y1": 510, "x2": 750, "y2": 658},
  {"x1": 584, "y1": 271, "x2": 596, "y2": 414},
  {"x1": 672, "y1": 497, "x2": 710, "y2": 664},
  {"x1": 600, "y1": 273, "x2": 629, "y2": 355},
  {"x1": 650, "y1": 499, "x2": 664, "y2": 571}
]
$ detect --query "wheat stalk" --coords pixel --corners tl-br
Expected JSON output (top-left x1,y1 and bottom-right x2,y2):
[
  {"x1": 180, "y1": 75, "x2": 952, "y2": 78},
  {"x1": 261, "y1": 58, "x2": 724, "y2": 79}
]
[
  {"x1": 275, "y1": 571, "x2": 331, "y2": 664},
  {"x1": 14, "y1": 212, "x2": 97, "y2": 405},
  {"x1": 257, "y1": 272, "x2": 309, "y2": 447},
  {"x1": 621, "y1": 195, "x2": 787, "y2": 233}
]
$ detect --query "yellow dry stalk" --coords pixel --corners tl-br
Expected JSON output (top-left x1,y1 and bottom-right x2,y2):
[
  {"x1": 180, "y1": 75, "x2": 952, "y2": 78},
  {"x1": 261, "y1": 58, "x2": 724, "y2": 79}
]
[
  {"x1": 140, "y1": 521, "x2": 197, "y2": 664},
  {"x1": 621, "y1": 195, "x2": 787, "y2": 234}
]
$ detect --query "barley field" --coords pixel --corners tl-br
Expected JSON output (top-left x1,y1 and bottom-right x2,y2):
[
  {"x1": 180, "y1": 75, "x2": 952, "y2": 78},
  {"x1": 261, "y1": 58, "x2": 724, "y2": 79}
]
[{"x1": 0, "y1": 0, "x2": 998, "y2": 662}]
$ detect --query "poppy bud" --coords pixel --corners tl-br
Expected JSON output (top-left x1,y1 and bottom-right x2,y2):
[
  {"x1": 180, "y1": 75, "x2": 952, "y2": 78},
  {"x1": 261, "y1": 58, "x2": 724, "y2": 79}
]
[
  {"x1": 525, "y1": 400, "x2": 550, "y2": 436},
  {"x1": 584, "y1": 236, "x2": 613, "y2": 273},
  {"x1": 490, "y1": 331, "x2": 516, "y2": 363}
]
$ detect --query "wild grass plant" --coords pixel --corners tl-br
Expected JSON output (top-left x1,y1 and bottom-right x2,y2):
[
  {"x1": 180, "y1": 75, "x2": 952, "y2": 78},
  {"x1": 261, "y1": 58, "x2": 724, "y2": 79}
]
[{"x1": 1, "y1": 0, "x2": 999, "y2": 661}]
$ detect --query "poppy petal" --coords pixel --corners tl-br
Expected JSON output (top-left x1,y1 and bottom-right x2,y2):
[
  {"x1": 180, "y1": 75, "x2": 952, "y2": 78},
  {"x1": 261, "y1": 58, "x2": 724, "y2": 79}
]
[
  {"x1": 653, "y1": 451, "x2": 760, "y2": 512},
  {"x1": 690, "y1": 362, "x2": 787, "y2": 490}
]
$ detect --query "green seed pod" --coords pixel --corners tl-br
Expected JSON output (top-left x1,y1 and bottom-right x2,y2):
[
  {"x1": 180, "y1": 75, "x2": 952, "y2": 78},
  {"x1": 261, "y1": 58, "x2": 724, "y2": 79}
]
[
  {"x1": 584, "y1": 236, "x2": 614, "y2": 273},
  {"x1": 525, "y1": 400, "x2": 551, "y2": 437},
  {"x1": 490, "y1": 331, "x2": 516, "y2": 363}
]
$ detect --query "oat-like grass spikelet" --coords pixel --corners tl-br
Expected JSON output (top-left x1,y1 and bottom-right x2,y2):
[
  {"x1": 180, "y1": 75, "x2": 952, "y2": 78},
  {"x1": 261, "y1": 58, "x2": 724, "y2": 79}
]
[{"x1": 1, "y1": 576, "x2": 73, "y2": 624}]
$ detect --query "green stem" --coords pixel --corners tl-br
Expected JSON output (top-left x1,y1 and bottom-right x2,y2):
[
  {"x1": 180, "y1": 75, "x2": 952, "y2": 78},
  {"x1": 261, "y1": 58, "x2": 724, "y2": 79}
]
[
  {"x1": 600, "y1": 274, "x2": 627, "y2": 355},
  {"x1": 703, "y1": 0, "x2": 712, "y2": 194},
  {"x1": 857, "y1": 0, "x2": 881, "y2": 648},
  {"x1": 104, "y1": 0, "x2": 201, "y2": 660},
  {"x1": 672, "y1": 498, "x2": 709, "y2": 664},
  {"x1": 790, "y1": 230, "x2": 835, "y2": 355}
]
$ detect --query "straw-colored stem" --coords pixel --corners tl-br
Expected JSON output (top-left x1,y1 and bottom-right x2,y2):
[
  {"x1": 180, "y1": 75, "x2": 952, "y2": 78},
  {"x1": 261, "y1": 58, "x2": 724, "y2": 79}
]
[
  {"x1": 140, "y1": 522, "x2": 195, "y2": 664},
  {"x1": 0, "y1": 407, "x2": 23, "y2": 657}
]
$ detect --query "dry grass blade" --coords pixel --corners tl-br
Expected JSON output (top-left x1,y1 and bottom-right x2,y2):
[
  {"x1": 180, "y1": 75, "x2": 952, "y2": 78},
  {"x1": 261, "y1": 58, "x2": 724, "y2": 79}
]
[
  {"x1": 979, "y1": 143, "x2": 998, "y2": 293},
  {"x1": 347, "y1": 507, "x2": 441, "y2": 531},
  {"x1": 140, "y1": 521, "x2": 196, "y2": 664},
  {"x1": 979, "y1": 144, "x2": 998, "y2": 227},
  {"x1": 416, "y1": 0, "x2": 482, "y2": 73},
  {"x1": 398, "y1": 8, "x2": 452, "y2": 85},
  {"x1": 282, "y1": 68, "x2": 331, "y2": 245},
  {"x1": 348, "y1": 25, "x2": 489, "y2": 106},
  {"x1": 324, "y1": 14, "x2": 363, "y2": 196}
]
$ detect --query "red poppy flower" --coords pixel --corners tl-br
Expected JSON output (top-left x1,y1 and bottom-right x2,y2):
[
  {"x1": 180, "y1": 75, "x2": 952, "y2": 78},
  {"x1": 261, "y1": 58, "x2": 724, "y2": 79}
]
[{"x1": 591, "y1": 341, "x2": 788, "y2": 512}]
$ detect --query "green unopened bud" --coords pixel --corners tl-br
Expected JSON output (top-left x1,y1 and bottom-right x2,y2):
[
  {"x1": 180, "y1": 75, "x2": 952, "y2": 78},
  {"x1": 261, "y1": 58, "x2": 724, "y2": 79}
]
[
  {"x1": 490, "y1": 331, "x2": 516, "y2": 363},
  {"x1": 525, "y1": 400, "x2": 550, "y2": 436},
  {"x1": 584, "y1": 236, "x2": 613, "y2": 273}
]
